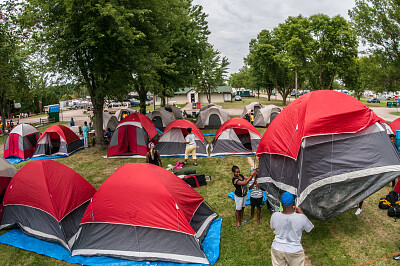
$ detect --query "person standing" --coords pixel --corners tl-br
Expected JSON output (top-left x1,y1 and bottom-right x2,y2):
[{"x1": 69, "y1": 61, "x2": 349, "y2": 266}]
[
  {"x1": 184, "y1": 127, "x2": 197, "y2": 166},
  {"x1": 232, "y1": 165, "x2": 252, "y2": 228},
  {"x1": 270, "y1": 192, "x2": 314, "y2": 266},
  {"x1": 146, "y1": 142, "x2": 162, "y2": 167},
  {"x1": 82, "y1": 121, "x2": 89, "y2": 148},
  {"x1": 246, "y1": 168, "x2": 263, "y2": 224},
  {"x1": 70, "y1": 117, "x2": 75, "y2": 127},
  {"x1": 250, "y1": 112, "x2": 254, "y2": 125}
]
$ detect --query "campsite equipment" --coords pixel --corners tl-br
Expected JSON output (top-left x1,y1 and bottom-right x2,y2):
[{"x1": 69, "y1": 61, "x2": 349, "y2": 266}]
[
  {"x1": 253, "y1": 105, "x2": 282, "y2": 127},
  {"x1": 4, "y1": 124, "x2": 40, "y2": 159},
  {"x1": 210, "y1": 117, "x2": 261, "y2": 157},
  {"x1": 196, "y1": 106, "x2": 230, "y2": 129},
  {"x1": 72, "y1": 163, "x2": 217, "y2": 264},
  {"x1": 388, "y1": 205, "x2": 400, "y2": 219},
  {"x1": 107, "y1": 113, "x2": 158, "y2": 157},
  {"x1": 156, "y1": 119, "x2": 208, "y2": 157},
  {"x1": 379, "y1": 191, "x2": 400, "y2": 210},
  {"x1": 173, "y1": 166, "x2": 197, "y2": 175},
  {"x1": 0, "y1": 160, "x2": 96, "y2": 250},
  {"x1": 183, "y1": 174, "x2": 208, "y2": 188},
  {"x1": 33, "y1": 124, "x2": 83, "y2": 157},
  {"x1": 257, "y1": 90, "x2": 400, "y2": 220},
  {"x1": 0, "y1": 157, "x2": 17, "y2": 221},
  {"x1": 146, "y1": 105, "x2": 183, "y2": 130}
]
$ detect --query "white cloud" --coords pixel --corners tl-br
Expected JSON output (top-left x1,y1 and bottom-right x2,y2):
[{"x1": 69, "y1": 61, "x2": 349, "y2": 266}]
[{"x1": 193, "y1": 0, "x2": 356, "y2": 74}]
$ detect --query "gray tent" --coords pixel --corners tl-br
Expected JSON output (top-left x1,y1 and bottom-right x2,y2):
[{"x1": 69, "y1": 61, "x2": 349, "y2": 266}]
[
  {"x1": 115, "y1": 108, "x2": 136, "y2": 121},
  {"x1": 199, "y1": 103, "x2": 222, "y2": 112},
  {"x1": 196, "y1": 106, "x2": 230, "y2": 129},
  {"x1": 253, "y1": 105, "x2": 282, "y2": 127},
  {"x1": 240, "y1": 102, "x2": 263, "y2": 119},
  {"x1": 103, "y1": 112, "x2": 118, "y2": 132},
  {"x1": 146, "y1": 105, "x2": 183, "y2": 130}
]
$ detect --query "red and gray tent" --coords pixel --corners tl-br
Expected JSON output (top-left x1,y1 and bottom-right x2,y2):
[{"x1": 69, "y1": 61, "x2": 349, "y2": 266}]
[
  {"x1": 0, "y1": 157, "x2": 17, "y2": 222},
  {"x1": 4, "y1": 124, "x2": 40, "y2": 159},
  {"x1": 156, "y1": 119, "x2": 208, "y2": 157},
  {"x1": 256, "y1": 90, "x2": 400, "y2": 220},
  {"x1": 72, "y1": 163, "x2": 217, "y2": 264},
  {"x1": 390, "y1": 118, "x2": 400, "y2": 135},
  {"x1": 146, "y1": 105, "x2": 183, "y2": 130},
  {"x1": 0, "y1": 160, "x2": 96, "y2": 250},
  {"x1": 108, "y1": 113, "x2": 158, "y2": 157},
  {"x1": 33, "y1": 125, "x2": 83, "y2": 157},
  {"x1": 210, "y1": 118, "x2": 261, "y2": 156}
]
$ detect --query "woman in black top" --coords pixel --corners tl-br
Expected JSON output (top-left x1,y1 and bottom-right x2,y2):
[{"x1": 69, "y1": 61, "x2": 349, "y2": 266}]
[
  {"x1": 146, "y1": 142, "x2": 162, "y2": 167},
  {"x1": 232, "y1": 165, "x2": 252, "y2": 228}
]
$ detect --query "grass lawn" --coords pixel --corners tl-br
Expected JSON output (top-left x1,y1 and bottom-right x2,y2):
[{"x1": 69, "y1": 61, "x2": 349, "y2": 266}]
[
  {"x1": 390, "y1": 112, "x2": 400, "y2": 117},
  {"x1": 218, "y1": 97, "x2": 287, "y2": 109}
]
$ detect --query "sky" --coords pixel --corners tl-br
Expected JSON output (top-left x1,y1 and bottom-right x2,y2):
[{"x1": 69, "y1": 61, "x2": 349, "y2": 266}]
[{"x1": 192, "y1": 0, "x2": 357, "y2": 75}]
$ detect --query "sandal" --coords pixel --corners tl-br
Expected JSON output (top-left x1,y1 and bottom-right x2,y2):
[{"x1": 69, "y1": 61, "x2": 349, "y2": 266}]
[{"x1": 236, "y1": 224, "x2": 241, "y2": 229}]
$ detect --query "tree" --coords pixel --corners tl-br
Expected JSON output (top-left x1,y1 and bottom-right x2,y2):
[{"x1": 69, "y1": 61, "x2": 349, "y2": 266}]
[
  {"x1": 229, "y1": 66, "x2": 257, "y2": 94},
  {"x1": 350, "y1": 0, "x2": 400, "y2": 90},
  {"x1": 0, "y1": 2, "x2": 29, "y2": 130},
  {"x1": 197, "y1": 44, "x2": 230, "y2": 103}
]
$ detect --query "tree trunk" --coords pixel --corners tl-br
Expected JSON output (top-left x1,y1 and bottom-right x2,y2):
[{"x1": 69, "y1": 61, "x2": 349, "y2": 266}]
[
  {"x1": 87, "y1": 86, "x2": 105, "y2": 147},
  {"x1": 161, "y1": 90, "x2": 166, "y2": 107},
  {"x1": 257, "y1": 87, "x2": 260, "y2": 99},
  {"x1": 0, "y1": 93, "x2": 6, "y2": 131},
  {"x1": 138, "y1": 82, "x2": 147, "y2": 114}
]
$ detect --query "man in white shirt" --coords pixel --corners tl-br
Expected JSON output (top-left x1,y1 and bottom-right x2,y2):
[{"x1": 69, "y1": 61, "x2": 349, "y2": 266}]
[
  {"x1": 184, "y1": 127, "x2": 197, "y2": 166},
  {"x1": 270, "y1": 192, "x2": 314, "y2": 266}
]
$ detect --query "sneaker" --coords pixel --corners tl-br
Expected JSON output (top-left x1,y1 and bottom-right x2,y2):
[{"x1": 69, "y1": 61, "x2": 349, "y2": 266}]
[
  {"x1": 355, "y1": 208, "x2": 362, "y2": 215},
  {"x1": 194, "y1": 163, "x2": 197, "y2": 166},
  {"x1": 183, "y1": 162, "x2": 187, "y2": 165}
]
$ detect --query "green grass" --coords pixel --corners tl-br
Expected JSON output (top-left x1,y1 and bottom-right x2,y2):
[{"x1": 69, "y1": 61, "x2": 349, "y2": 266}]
[
  {"x1": 218, "y1": 97, "x2": 287, "y2": 109},
  {"x1": 389, "y1": 112, "x2": 400, "y2": 117}
]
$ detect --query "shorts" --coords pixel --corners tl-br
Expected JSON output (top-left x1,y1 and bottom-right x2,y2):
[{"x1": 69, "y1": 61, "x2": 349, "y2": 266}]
[
  {"x1": 250, "y1": 197, "x2": 263, "y2": 208},
  {"x1": 234, "y1": 194, "x2": 246, "y2": 210},
  {"x1": 271, "y1": 248, "x2": 305, "y2": 266}
]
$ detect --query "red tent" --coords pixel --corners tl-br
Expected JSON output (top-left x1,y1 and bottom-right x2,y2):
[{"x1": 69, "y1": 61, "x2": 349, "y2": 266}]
[
  {"x1": 4, "y1": 124, "x2": 40, "y2": 159},
  {"x1": 156, "y1": 120, "x2": 208, "y2": 157},
  {"x1": 72, "y1": 163, "x2": 217, "y2": 264},
  {"x1": 210, "y1": 118, "x2": 261, "y2": 156},
  {"x1": 0, "y1": 160, "x2": 96, "y2": 250},
  {"x1": 33, "y1": 124, "x2": 83, "y2": 157},
  {"x1": 257, "y1": 90, "x2": 382, "y2": 160},
  {"x1": 0, "y1": 157, "x2": 17, "y2": 222},
  {"x1": 108, "y1": 113, "x2": 158, "y2": 157},
  {"x1": 256, "y1": 90, "x2": 399, "y2": 220},
  {"x1": 390, "y1": 118, "x2": 400, "y2": 135}
]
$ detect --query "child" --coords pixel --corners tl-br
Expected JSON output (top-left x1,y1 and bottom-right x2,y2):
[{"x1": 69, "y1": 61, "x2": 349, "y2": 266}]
[
  {"x1": 232, "y1": 165, "x2": 252, "y2": 228},
  {"x1": 82, "y1": 121, "x2": 89, "y2": 148},
  {"x1": 247, "y1": 168, "x2": 263, "y2": 224}
]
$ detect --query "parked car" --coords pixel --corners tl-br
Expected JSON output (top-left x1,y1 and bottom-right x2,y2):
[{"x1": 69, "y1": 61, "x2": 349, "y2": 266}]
[
  {"x1": 367, "y1": 98, "x2": 380, "y2": 103},
  {"x1": 234, "y1": 95, "x2": 242, "y2": 101}
]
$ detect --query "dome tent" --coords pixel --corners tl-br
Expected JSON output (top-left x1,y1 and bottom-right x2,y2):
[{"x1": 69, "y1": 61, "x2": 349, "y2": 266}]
[
  {"x1": 0, "y1": 160, "x2": 96, "y2": 250},
  {"x1": 240, "y1": 102, "x2": 263, "y2": 119},
  {"x1": 102, "y1": 112, "x2": 118, "y2": 132},
  {"x1": 72, "y1": 163, "x2": 217, "y2": 264},
  {"x1": 0, "y1": 157, "x2": 17, "y2": 222},
  {"x1": 108, "y1": 113, "x2": 158, "y2": 157},
  {"x1": 146, "y1": 105, "x2": 183, "y2": 130},
  {"x1": 115, "y1": 108, "x2": 137, "y2": 121},
  {"x1": 256, "y1": 90, "x2": 400, "y2": 220},
  {"x1": 210, "y1": 118, "x2": 261, "y2": 157},
  {"x1": 4, "y1": 123, "x2": 40, "y2": 159},
  {"x1": 33, "y1": 125, "x2": 83, "y2": 157},
  {"x1": 253, "y1": 105, "x2": 282, "y2": 127},
  {"x1": 196, "y1": 106, "x2": 230, "y2": 129},
  {"x1": 156, "y1": 119, "x2": 208, "y2": 157}
]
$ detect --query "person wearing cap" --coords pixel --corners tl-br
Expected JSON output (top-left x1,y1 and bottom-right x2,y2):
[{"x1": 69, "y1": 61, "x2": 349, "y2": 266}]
[
  {"x1": 270, "y1": 192, "x2": 314, "y2": 266},
  {"x1": 146, "y1": 142, "x2": 162, "y2": 167}
]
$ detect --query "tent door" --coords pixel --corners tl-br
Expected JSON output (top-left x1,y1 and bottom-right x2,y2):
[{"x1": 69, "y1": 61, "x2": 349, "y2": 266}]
[
  {"x1": 237, "y1": 133, "x2": 252, "y2": 151},
  {"x1": 208, "y1": 114, "x2": 222, "y2": 129},
  {"x1": 153, "y1": 116, "x2": 163, "y2": 130},
  {"x1": 9, "y1": 134, "x2": 17, "y2": 156}
]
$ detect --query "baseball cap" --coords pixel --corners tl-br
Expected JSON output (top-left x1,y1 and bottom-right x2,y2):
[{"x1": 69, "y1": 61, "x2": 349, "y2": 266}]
[{"x1": 281, "y1": 192, "x2": 294, "y2": 206}]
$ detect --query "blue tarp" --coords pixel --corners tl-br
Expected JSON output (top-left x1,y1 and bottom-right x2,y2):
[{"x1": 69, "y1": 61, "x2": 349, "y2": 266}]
[
  {"x1": 228, "y1": 189, "x2": 267, "y2": 205},
  {"x1": 0, "y1": 218, "x2": 222, "y2": 266},
  {"x1": 157, "y1": 128, "x2": 163, "y2": 134},
  {"x1": 203, "y1": 133, "x2": 215, "y2": 136},
  {"x1": 5, "y1": 148, "x2": 83, "y2": 165}
]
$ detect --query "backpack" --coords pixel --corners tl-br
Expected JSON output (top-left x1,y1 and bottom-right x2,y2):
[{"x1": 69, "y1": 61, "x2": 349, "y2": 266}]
[
  {"x1": 183, "y1": 174, "x2": 208, "y2": 188},
  {"x1": 388, "y1": 205, "x2": 400, "y2": 218},
  {"x1": 379, "y1": 191, "x2": 400, "y2": 210}
]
